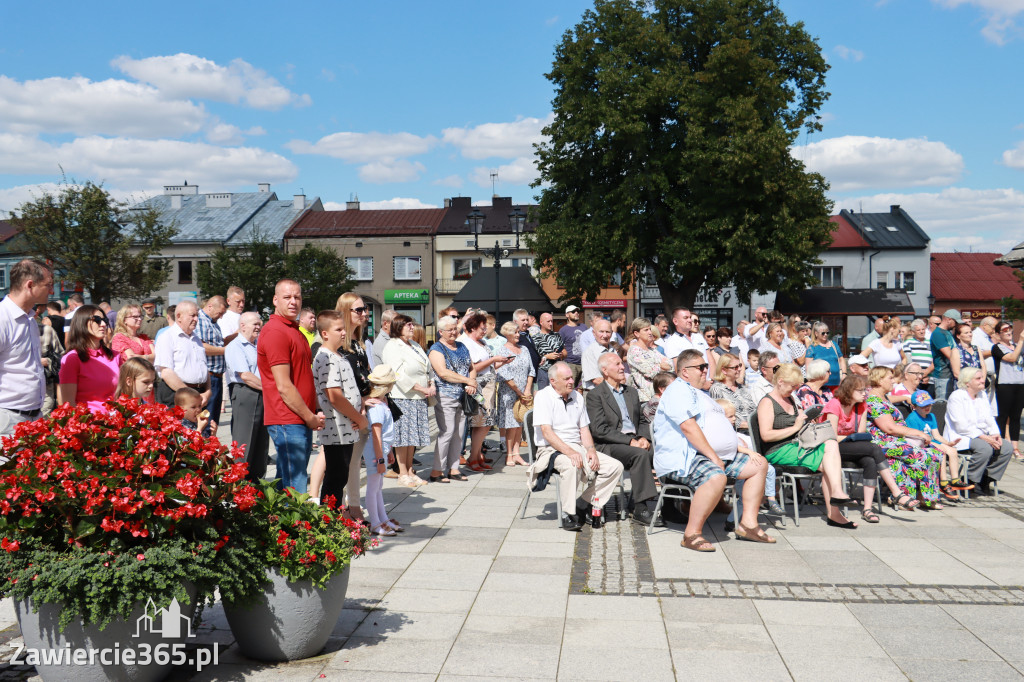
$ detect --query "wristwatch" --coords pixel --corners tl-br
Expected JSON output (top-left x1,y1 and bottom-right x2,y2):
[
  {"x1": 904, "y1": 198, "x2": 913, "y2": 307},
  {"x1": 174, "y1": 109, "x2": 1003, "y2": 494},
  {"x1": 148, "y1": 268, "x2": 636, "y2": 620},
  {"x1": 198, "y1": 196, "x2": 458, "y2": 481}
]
[{"x1": 375, "y1": 458, "x2": 385, "y2": 464}]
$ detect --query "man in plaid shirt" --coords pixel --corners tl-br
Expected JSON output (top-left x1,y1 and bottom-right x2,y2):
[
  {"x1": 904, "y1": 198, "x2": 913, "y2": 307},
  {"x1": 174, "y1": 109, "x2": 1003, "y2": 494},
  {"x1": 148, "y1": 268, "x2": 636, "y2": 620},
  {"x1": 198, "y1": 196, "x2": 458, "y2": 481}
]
[
  {"x1": 532, "y1": 312, "x2": 566, "y2": 390},
  {"x1": 197, "y1": 295, "x2": 227, "y2": 436}
]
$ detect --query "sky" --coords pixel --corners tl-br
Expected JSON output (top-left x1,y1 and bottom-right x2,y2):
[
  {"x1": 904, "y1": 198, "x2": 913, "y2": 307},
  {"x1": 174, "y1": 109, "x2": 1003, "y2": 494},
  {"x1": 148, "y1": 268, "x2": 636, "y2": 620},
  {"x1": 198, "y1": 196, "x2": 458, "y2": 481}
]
[{"x1": 1, "y1": 0, "x2": 1023, "y2": 253}]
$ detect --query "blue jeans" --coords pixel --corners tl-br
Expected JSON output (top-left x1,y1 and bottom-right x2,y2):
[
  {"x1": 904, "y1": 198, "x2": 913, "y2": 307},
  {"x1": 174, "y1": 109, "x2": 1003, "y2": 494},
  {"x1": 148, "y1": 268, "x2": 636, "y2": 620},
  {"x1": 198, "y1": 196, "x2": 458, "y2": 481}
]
[
  {"x1": 267, "y1": 424, "x2": 313, "y2": 493},
  {"x1": 202, "y1": 374, "x2": 224, "y2": 437}
]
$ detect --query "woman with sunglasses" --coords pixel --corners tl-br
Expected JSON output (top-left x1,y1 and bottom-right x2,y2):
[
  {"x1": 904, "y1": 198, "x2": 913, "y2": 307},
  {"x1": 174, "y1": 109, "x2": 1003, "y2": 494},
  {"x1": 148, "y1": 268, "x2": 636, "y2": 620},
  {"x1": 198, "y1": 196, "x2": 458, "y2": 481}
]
[
  {"x1": 335, "y1": 292, "x2": 374, "y2": 521},
  {"x1": 58, "y1": 305, "x2": 122, "y2": 412},
  {"x1": 805, "y1": 321, "x2": 845, "y2": 390},
  {"x1": 709, "y1": 354, "x2": 755, "y2": 433}
]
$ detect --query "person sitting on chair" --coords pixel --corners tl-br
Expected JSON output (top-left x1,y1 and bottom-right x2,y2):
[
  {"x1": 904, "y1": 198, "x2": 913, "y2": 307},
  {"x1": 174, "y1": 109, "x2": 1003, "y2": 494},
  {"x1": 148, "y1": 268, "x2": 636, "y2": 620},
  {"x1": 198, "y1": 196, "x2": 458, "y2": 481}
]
[
  {"x1": 653, "y1": 349, "x2": 774, "y2": 552},
  {"x1": 586, "y1": 353, "x2": 663, "y2": 527},
  {"x1": 527, "y1": 362, "x2": 624, "y2": 531}
]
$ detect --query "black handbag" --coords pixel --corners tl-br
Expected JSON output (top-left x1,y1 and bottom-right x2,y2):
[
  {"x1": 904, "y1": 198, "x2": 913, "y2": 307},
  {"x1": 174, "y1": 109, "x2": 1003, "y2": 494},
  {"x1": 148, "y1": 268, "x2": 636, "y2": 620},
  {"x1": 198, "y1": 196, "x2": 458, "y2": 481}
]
[{"x1": 460, "y1": 391, "x2": 483, "y2": 417}]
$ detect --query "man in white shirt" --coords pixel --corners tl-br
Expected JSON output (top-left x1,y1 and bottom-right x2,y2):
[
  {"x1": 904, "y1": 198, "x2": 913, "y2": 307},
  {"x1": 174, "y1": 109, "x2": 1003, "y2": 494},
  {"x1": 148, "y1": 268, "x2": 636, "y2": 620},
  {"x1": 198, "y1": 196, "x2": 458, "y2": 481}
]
[
  {"x1": 731, "y1": 320, "x2": 751, "y2": 363},
  {"x1": 581, "y1": 319, "x2": 615, "y2": 391},
  {"x1": 154, "y1": 300, "x2": 210, "y2": 408},
  {"x1": 653, "y1": 349, "x2": 773, "y2": 550},
  {"x1": 944, "y1": 367, "x2": 1012, "y2": 495},
  {"x1": 225, "y1": 312, "x2": 267, "y2": 480},
  {"x1": 577, "y1": 311, "x2": 603, "y2": 355},
  {"x1": 527, "y1": 362, "x2": 623, "y2": 531},
  {"x1": 743, "y1": 306, "x2": 769, "y2": 350},
  {"x1": 748, "y1": 350, "x2": 779, "y2": 406},
  {"x1": 217, "y1": 286, "x2": 246, "y2": 344},
  {"x1": 0, "y1": 259, "x2": 53, "y2": 437},
  {"x1": 661, "y1": 307, "x2": 697, "y2": 359},
  {"x1": 972, "y1": 317, "x2": 997, "y2": 403}
]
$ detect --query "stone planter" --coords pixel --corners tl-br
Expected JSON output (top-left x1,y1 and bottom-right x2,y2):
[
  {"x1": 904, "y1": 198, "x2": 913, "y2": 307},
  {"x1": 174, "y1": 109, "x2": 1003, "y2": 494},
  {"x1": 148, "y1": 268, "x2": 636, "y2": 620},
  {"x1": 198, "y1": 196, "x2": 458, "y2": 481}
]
[
  {"x1": 223, "y1": 565, "x2": 350, "y2": 662},
  {"x1": 14, "y1": 590, "x2": 198, "y2": 682}
]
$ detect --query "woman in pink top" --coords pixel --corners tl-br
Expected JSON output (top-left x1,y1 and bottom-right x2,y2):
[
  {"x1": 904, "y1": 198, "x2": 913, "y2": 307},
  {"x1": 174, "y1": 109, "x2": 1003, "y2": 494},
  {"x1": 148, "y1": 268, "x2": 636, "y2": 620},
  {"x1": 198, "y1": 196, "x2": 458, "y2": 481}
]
[
  {"x1": 110, "y1": 303, "x2": 154, "y2": 362},
  {"x1": 822, "y1": 374, "x2": 918, "y2": 521},
  {"x1": 58, "y1": 305, "x2": 123, "y2": 412}
]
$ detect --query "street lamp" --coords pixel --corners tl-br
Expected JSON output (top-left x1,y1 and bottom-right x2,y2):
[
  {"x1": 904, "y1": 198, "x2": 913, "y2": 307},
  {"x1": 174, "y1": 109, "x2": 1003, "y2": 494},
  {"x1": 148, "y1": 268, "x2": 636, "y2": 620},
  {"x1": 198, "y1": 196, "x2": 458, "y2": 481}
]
[{"x1": 470, "y1": 206, "x2": 524, "y2": 319}]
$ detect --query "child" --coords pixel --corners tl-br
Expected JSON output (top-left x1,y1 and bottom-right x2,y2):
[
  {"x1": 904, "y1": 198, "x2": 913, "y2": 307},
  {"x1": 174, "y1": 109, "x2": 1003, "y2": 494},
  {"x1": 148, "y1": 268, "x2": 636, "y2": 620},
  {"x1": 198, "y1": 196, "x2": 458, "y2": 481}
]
[
  {"x1": 114, "y1": 357, "x2": 157, "y2": 403},
  {"x1": 718, "y1": 399, "x2": 784, "y2": 519},
  {"x1": 312, "y1": 310, "x2": 366, "y2": 509},
  {"x1": 745, "y1": 349, "x2": 761, "y2": 386},
  {"x1": 905, "y1": 390, "x2": 973, "y2": 500},
  {"x1": 174, "y1": 387, "x2": 209, "y2": 434},
  {"x1": 363, "y1": 365, "x2": 403, "y2": 536},
  {"x1": 643, "y1": 371, "x2": 676, "y2": 422}
]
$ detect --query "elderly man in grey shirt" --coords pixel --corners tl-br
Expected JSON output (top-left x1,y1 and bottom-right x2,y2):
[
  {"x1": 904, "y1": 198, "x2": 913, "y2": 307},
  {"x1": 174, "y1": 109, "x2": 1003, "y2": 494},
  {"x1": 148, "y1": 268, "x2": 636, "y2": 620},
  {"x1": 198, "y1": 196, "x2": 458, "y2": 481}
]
[{"x1": 370, "y1": 308, "x2": 396, "y2": 369}]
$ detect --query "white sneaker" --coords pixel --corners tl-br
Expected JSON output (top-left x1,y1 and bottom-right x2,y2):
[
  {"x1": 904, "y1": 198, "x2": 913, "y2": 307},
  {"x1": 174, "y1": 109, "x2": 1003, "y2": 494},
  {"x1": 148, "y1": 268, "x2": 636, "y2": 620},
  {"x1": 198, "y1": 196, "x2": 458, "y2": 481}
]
[{"x1": 308, "y1": 497, "x2": 320, "y2": 506}]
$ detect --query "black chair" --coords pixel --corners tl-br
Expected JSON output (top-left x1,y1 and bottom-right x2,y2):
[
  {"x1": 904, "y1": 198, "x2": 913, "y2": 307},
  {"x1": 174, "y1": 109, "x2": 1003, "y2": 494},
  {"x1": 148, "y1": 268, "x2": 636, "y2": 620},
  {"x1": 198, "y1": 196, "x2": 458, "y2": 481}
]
[{"x1": 750, "y1": 410, "x2": 819, "y2": 526}]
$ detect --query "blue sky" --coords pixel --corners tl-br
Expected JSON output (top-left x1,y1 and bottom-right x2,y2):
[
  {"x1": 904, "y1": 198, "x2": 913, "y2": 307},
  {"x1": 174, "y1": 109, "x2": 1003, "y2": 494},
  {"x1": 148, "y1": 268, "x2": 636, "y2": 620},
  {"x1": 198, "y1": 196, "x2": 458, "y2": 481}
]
[{"x1": 1, "y1": 0, "x2": 1022, "y2": 253}]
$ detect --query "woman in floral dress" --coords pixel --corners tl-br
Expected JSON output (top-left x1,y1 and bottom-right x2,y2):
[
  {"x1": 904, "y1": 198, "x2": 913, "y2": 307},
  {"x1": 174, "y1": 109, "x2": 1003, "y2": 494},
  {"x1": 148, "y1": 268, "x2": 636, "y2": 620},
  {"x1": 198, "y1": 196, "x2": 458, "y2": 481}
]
[
  {"x1": 495, "y1": 321, "x2": 535, "y2": 467},
  {"x1": 865, "y1": 366, "x2": 944, "y2": 508},
  {"x1": 626, "y1": 318, "x2": 673, "y2": 403}
]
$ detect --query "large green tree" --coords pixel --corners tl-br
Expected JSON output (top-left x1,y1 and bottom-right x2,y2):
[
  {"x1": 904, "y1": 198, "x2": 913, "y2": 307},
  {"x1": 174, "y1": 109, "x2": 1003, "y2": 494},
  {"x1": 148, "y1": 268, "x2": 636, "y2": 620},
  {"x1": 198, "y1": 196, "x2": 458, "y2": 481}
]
[
  {"x1": 529, "y1": 0, "x2": 834, "y2": 311},
  {"x1": 12, "y1": 181, "x2": 176, "y2": 302},
  {"x1": 197, "y1": 231, "x2": 353, "y2": 315}
]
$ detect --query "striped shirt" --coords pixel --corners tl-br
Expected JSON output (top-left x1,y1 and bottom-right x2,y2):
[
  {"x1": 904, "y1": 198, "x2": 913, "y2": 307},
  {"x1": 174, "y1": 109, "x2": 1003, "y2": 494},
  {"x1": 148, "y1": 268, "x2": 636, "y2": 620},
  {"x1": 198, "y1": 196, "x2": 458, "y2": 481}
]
[
  {"x1": 532, "y1": 331, "x2": 564, "y2": 371},
  {"x1": 904, "y1": 338, "x2": 933, "y2": 370},
  {"x1": 196, "y1": 310, "x2": 225, "y2": 374}
]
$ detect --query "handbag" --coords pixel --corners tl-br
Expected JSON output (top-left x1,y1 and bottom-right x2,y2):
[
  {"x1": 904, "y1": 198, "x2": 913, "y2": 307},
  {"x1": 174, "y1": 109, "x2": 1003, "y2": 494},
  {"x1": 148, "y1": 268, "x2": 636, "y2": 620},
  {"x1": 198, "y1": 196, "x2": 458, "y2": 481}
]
[
  {"x1": 459, "y1": 391, "x2": 482, "y2": 417},
  {"x1": 792, "y1": 397, "x2": 835, "y2": 450},
  {"x1": 513, "y1": 395, "x2": 534, "y2": 424}
]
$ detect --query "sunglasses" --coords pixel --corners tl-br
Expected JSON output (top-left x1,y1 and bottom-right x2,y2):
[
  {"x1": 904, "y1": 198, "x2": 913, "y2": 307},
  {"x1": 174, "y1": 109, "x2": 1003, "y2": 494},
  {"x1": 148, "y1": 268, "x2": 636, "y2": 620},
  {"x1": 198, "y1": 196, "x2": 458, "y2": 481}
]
[
  {"x1": 352, "y1": 306, "x2": 368, "y2": 314},
  {"x1": 89, "y1": 315, "x2": 108, "y2": 326},
  {"x1": 764, "y1": 365, "x2": 779, "y2": 373},
  {"x1": 682, "y1": 363, "x2": 709, "y2": 372},
  {"x1": 728, "y1": 364, "x2": 743, "y2": 370}
]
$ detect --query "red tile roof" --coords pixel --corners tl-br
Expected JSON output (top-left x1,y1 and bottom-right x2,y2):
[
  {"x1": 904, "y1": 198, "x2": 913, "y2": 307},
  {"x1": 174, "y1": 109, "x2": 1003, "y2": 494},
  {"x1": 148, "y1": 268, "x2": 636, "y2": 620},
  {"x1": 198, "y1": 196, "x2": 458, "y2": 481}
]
[
  {"x1": 826, "y1": 214, "x2": 871, "y2": 249},
  {"x1": 0, "y1": 220, "x2": 20, "y2": 243},
  {"x1": 285, "y1": 209, "x2": 446, "y2": 238},
  {"x1": 931, "y1": 252, "x2": 1024, "y2": 301}
]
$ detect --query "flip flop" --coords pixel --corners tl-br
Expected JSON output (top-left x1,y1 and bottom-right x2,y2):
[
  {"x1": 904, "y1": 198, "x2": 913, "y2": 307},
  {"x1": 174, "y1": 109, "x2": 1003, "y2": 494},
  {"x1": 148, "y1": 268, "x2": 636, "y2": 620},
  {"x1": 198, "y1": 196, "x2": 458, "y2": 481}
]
[{"x1": 681, "y1": 534, "x2": 716, "y2": 552}]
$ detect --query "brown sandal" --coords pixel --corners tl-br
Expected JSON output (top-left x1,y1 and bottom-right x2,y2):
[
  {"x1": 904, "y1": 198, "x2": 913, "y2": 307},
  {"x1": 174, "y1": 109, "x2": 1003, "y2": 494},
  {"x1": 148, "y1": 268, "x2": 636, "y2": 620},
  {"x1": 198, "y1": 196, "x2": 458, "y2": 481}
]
[
  {"x1": 681, "y1": 534, "x2": 716, "y2": 552},
  {"x1": 734, "y1": 525, "x2": 777, "y2": 543}
]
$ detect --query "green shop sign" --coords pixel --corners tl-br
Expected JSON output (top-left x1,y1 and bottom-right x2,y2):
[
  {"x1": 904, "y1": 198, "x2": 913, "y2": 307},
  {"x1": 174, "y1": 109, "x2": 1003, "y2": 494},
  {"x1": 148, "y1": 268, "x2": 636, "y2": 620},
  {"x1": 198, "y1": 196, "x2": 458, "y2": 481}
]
[{"x1": 385, "y1": 288, "x2": 430, "y2": 304}]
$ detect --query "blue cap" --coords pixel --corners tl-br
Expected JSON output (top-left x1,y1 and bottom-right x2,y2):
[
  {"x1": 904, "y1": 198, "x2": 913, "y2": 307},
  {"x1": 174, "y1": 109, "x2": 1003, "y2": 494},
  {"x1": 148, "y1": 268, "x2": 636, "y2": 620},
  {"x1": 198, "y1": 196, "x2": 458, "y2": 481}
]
[{"x1": 911, "y1": 390, "x2": 935, "y2": 407}]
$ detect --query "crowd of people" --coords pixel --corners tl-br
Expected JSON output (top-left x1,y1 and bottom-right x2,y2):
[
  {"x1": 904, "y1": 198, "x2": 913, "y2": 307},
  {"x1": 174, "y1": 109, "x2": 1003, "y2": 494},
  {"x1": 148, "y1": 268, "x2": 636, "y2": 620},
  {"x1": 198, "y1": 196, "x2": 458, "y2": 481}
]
[{"x1": 1, "y1": 257, "x2": 1021, "y2": 551}]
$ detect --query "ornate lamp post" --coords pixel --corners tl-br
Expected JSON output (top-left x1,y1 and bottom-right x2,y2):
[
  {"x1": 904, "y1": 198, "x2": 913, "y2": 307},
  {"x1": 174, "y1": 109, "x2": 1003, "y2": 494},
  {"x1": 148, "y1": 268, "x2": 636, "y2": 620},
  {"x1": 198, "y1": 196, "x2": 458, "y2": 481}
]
[{"x1": 470, "y1": 207, "x2": 525, "y2": 319}]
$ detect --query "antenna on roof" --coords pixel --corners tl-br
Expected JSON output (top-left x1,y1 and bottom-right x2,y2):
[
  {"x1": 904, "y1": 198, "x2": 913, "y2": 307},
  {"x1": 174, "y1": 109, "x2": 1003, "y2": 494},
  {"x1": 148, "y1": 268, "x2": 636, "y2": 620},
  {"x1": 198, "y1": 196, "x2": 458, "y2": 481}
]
[
  {"x1": 859, "y1": 201, "x2": 862, "y2": 213},
  {"x1": 490, "y1": 171, "x2": 498, "y2": 198}
]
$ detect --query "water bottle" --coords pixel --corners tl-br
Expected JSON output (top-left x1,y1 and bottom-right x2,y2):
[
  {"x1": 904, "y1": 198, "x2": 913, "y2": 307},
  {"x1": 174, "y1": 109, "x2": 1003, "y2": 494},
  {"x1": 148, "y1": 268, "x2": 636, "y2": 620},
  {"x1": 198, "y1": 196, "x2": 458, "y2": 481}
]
[{"x1": 591, "y1": 497, "x2": 603, "y2": 529}]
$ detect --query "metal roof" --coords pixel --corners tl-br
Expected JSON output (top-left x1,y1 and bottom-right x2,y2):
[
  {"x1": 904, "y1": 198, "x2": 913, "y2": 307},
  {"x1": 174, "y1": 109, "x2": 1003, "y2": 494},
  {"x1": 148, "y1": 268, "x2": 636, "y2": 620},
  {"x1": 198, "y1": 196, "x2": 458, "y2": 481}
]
[
  {"x1": 825, "y1": 215, "x2": 871, "y2": 249},
  {"x1": 994, "y1": 240, "x2": 1024, "y2": 268},
  {"x1": 436, "y1": 196, "x2": 537, "y2": 234},
  {"x1": 286, "y1": 208, "x2": 446, "y2": 238},
  {"x1": 838, "y1": 206, "x2": 930, "y2": 250},
  {"x1": 775, "y1": 288, "x2": 915, "y2": 316},
  {"x1": 931, "y1": 252, "x2": 1024, "y2": 302},
  {"x1": 227, "y1": 197, "x2": 316, "y2": 246}
]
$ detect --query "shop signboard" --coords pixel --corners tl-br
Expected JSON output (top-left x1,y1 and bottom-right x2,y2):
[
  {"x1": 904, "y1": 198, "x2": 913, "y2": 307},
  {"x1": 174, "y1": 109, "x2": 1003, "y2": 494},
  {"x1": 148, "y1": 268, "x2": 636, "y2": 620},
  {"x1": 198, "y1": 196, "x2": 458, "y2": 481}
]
[{"x1": 385, "y1": 288, "x2": 430, "y2": 304}]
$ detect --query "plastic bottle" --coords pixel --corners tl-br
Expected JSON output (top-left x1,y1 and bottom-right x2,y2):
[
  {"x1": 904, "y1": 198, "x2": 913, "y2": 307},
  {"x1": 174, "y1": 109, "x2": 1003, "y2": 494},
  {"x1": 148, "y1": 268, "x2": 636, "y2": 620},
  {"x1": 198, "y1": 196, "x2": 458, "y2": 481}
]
[{"x1": 591, "y1": 497, "x2": 602, "y2": 528}]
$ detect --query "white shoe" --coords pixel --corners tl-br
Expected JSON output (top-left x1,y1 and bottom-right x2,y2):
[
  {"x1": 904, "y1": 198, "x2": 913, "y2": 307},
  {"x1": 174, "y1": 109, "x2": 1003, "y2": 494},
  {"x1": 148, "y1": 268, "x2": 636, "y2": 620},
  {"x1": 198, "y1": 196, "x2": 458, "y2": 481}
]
[{"x1": 308, "y1": 497, "x2": 320, "y2": 506}]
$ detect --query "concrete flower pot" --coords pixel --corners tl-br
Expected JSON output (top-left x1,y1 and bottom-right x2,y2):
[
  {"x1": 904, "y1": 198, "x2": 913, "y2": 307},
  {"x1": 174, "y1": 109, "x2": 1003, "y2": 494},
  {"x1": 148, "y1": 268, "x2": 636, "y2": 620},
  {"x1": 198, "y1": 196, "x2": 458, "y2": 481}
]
[
  {"x1": 15, "y1": 590, "x2": 198, "y2": 682},
  {"x1": 223, "y1": 565, "x2": 350, "y2": 662}
]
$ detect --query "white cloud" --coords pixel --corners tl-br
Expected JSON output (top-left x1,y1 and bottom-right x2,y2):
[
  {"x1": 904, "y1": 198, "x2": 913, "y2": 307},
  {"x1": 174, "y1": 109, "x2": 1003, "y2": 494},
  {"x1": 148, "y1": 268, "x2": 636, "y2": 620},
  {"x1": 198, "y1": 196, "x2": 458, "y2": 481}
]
[
  {"x1": 432, "y1": 174, "x2": 464, "y2": 188},
  {"x1": 358, "y1": 160, "x2": 425, "y2": 184},
  {"x1": 833, "y1": 45, "x2": 865, "y2": 61},
  {"x1": 794, "y1": 135, "x2": 964, "y2": 191},
  {"x1": 323, "y1": 197, "x2": 439, "y2": 211},
  {"x1": 205, "y1": 122, "x2": 266, "y2": 145},
  {"x1": 470, "y1": 157, "x2": 540, "y2": 188},
  {"x1": 442, "y1": 115, "x2": 553, "y2": 160},
  {"x1": 0, "y1": 134, "x2": 297, "y2": 190},
  {"x1": 0, "y1": 182, "x2": 64, "y2": 217},
  {"x1": 933, "y1": 0, "x2": 1024, "y2": 44},
  {"x1": 840, "y1": 187, "x2": 1024, "y2": 253},
  {"x1": 286, "y1": 131, "x2": 436, "y2": 163},
  {"x1": 1002, "y1": 140, "x2": 1024, "y2": 168},
  {"x1": 0, "y1": 75, "x2": 206, "y2": 138},
  {"x1": 112, "y1": 53, "x2": 311, "y2": 110}
]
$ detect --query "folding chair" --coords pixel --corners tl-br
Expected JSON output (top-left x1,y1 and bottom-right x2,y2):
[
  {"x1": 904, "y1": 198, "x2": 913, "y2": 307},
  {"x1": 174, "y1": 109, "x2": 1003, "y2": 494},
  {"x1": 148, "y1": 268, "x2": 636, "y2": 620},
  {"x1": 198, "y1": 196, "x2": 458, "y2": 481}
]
[
  {"x1": 750, "y1": 411, "x2": 820, "y2": 526},
  {"x1": 647, "y1": 428, "x2": 695, "y2": 535}
]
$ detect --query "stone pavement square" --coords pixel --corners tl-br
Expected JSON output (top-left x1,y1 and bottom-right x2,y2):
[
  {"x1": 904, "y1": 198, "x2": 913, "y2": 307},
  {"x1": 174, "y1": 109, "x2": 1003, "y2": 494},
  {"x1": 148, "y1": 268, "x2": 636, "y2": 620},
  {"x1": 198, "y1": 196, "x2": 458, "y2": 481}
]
[{"x1": 2, "y1": 425, "x2": 1024, "y2": 680}]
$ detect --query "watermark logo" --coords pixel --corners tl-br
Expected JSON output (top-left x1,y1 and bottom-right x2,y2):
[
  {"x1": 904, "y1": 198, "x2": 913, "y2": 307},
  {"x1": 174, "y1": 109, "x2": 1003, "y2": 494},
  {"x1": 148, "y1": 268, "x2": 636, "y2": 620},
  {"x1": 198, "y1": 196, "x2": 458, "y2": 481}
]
[{"x1": 12, "y1": 596, "x2": 219, "y2": 671}]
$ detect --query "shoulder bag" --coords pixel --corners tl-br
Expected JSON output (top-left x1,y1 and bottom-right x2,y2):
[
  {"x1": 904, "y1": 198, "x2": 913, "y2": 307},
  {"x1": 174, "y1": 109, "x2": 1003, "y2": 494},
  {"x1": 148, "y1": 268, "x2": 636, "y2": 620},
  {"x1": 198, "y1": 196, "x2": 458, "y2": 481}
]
[
  {"x1": 437, "y1": 342, "x2": 481, "y2": 417},
  {"x1": 792, "y1": 397, "x2": 836, "y2": 450}
]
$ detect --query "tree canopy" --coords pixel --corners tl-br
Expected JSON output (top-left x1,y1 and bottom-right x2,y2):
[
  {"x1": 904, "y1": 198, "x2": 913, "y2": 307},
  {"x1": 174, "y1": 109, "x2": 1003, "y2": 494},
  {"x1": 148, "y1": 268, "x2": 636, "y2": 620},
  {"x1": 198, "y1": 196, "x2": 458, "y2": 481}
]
[
  {"x1": 12, "y1": 181, "x2": 176, "y2": 302},
  {"x1": 197, "y1": 231, "x2": 352, "y2": 315},
  {"x1": 529, "y1": 0, "x2": 835, "y2": 312}
]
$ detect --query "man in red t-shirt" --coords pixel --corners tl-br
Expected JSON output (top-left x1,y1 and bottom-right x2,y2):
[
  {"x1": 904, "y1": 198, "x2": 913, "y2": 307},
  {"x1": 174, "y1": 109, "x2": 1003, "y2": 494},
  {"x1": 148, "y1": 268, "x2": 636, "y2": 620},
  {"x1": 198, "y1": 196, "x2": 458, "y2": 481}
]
[{"x1": 257, "y1": 279, "x2": 325, "y2": 492}]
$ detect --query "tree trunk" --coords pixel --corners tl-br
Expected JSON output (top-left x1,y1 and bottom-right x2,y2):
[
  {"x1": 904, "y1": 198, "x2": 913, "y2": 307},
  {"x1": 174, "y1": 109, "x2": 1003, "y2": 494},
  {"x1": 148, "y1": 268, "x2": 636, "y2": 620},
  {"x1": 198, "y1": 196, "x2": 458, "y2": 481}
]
[{"x1": 657, "y1": 277, "x2": 702, "y2": 313}]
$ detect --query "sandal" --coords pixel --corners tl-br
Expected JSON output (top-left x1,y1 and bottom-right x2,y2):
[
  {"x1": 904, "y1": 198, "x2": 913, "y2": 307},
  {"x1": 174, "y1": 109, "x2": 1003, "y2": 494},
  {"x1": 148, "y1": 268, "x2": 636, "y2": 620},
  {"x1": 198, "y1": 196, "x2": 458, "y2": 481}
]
[
  {"x1": 887, "y1": 493, "x2": 918, "y2": 511},
  {"x1": 449, "y1": 472, "x2": 469, "y2": 482},
  {"x1": 860, "y1": 508, "x2": 880, "y2": 523},
  {"x1": 825, "y1": 517, "x2": 858, "y2": 529},
  {"x1": 505, "y1": 458, "x2": 518, "y2": 467},
  {"x1": 766, "y1": 500, "x2": 785, "y2": 516},
  {"x1": 387, "y1": 518, "x2": 405, "y2": 533},
  {"x1": 1014, "y1": 449, "x2": 1024, "y2": 461},
  {"x1": 734, "y1": 525, "x2": 777, "y2": 543},
  {"x1": 511, "y1": 456, "x2": 529, "y2": 466},
  {"x1": 372, "y1": 524, "x2": 396, "y2": 537},
  {"x1": 681, "y1": 534, "x2": 716, "y2": 552},
  {"x1": 428, "y1": 475, "x2": 451, "y2": 483}
]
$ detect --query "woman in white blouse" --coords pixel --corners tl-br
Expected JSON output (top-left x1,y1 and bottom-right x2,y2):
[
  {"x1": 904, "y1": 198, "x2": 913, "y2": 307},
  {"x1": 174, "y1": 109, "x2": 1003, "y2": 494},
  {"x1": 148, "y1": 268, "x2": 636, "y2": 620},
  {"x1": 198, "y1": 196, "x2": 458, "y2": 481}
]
[
  {"x1": 944, "y1": 367, "x2": 1013, "y2": 494},
  {"x1": 457, "y1": 312, "x2": 510, "y2": 471},
  {"x1": 859, "y1": 318, "x2": 907, "y2": 369},
  {"x1": 382, "y1": 314, "x2": 435, "y2": 487}
]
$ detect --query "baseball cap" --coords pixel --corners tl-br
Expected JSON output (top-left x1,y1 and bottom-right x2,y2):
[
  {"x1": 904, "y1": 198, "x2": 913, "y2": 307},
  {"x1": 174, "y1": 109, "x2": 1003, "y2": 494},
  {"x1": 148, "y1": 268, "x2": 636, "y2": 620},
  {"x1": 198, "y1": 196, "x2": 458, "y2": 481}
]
[
  {"x1": 911, "y1": 390, "x2": 935, "y2": 407},
  {"x1": 848, "y1": 355, "x2": 869, "y2": 366},
  {"x1": 942, "y1": 309, "x2": 964, "y2": 323},
  {"x1": 565, "y1": 305, "x2": 580, "y2": 313}
]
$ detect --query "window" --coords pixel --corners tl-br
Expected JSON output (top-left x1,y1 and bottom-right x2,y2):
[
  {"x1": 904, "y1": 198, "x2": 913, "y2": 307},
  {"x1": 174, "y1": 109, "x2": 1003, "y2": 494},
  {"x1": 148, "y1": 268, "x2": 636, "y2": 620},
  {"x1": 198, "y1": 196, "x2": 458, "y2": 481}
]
[
  {"x1": 876, "y1": 271, "x2": 888, "y2": 290},
  {"x1": 895, "y1": 271, "x2": 915, "y2": 293},
  {"x1": 393, "y1": 256, "x2": 421, "y2": 281},
  {"x1": 0, "y1": 267, "x2": 6, "y2": 290},
  {"x1": 178, "y1": 260, "x2": 193, "y2": 284},
  {"x1": 346, "y1": 256, "x2": 373, "y2": 281},
  {"x1": 812, "y1": 266, "x2": 842, "y2": 288},
  {"x1": 608, "y1": 268, "x2": 623, "y2": 287},
  {"x1": 453, "y1": 258, "x2": 481, "y2": 280},
  {"x1": 511, "y1": 257, "x2": 533, "y2": 268},
  {"x1": 644, "y1": 266, "x2": 658, "y2": 286}
]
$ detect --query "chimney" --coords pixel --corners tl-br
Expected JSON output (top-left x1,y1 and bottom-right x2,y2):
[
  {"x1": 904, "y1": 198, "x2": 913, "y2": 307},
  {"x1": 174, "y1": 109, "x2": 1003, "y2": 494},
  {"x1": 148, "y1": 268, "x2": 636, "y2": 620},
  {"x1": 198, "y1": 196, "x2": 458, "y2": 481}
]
[
  {"x1": 491, "y1": 196, "x2": 513, "y2": 211},
  {"x1": 258, "y1": 183, "x2": 271, "y2": 193},
  {"x1": 164, "y1": 184, "x2": 199, "y2": 195},
  {"x1": 346, "y1": 200, "x2": 360, "y2": 210},
  {"x1": 293, "y1": 194, "x2": 306, "y2": 210},
  {"x1": 890, "y1": 204, "x2": 901, "y2": 214},
  {"x1": 444, "y1": 198, "x2": 451, "y2": 208},
  {"x1": 449, "y1": 196, "x2": 472, "y2": 209},
  {"x1": 170, "y1": 195, "x2": 182, "y2": 210},
  {"x1": 206, "y1": 193, "x2": 232, "y2": 208}
]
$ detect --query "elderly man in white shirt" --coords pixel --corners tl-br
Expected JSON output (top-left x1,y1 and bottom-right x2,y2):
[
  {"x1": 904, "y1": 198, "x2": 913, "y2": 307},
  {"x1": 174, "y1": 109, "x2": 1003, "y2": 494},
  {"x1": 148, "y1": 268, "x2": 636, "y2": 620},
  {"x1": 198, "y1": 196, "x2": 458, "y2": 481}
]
[
  {"x1": 944, "y1": 366, "x2": 1012, "y2": 495},
  {"x1": 527, "y1": 362, "x2": 623, "y2": 531},
  {"x1": 748, "y1": 350, "x2": 780, "y2": 407},
  {"x1": 154, "y1": 300, "x2": 210, "y2": 408},
  {"x1": 0, "y1": 259, "x2": 53, "y2": 437},
  {"x1": 225, "y1": 312, "x2": 267, "y2": 480},
  {"x1": 580, "y1": 318, "x2": 616, "y2": 391}
]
